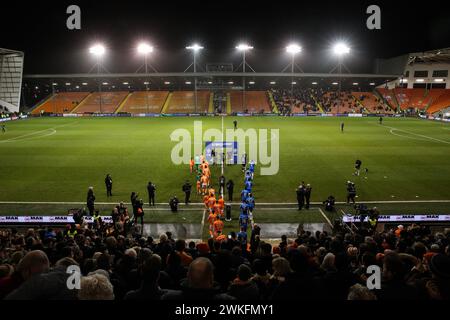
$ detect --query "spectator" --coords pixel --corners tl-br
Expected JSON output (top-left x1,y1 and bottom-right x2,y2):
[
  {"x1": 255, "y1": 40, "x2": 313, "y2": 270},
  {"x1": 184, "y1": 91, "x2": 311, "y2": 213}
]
[
  {"x1": 78, "y1": 273, "x2": 114, "y2": 300},
  {"x1": 227, "y1": 264, "x2": 259, "y2": 300},
  {"x1": 162, "y1": 257, "x2": 234, "y2": 301}
]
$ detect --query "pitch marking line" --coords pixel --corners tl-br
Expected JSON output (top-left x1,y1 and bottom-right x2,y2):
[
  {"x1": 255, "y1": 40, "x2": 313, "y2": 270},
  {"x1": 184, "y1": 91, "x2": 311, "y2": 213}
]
[
  {"x1": 371, "y1": 122, "x2": 450, "y2": 145},
  {"x1": 318, "y1": 207, "x2": 333, "y2": 228},
  {"x1": 1, "y1": 200, "x2": 450, "y2": 206},
  {"x1": 0, "y1": 121, "x2": 79, "y2": 144}
]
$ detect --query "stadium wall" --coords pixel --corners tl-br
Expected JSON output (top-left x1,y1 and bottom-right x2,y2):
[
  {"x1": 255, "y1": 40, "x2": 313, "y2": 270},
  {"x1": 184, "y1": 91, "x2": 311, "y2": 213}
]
[{"x1": 0, "y1": 48, "x2": 24, "y2": 113}]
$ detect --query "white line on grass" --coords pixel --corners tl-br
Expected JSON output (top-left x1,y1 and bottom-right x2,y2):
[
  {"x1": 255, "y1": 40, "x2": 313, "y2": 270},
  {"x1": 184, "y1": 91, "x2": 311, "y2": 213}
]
[
  {"x1": 371, "y1": 122, "x2": 450, "y2": 145},
  {"x1": 318, "y1": 207, "x2": 333, "y2": 228},
  {"x1": 1, "y1": 200, "x2": 450, "y2": 205},
  {"x1": 0, "y1": 121, "x2": 79, "y2": 144}
]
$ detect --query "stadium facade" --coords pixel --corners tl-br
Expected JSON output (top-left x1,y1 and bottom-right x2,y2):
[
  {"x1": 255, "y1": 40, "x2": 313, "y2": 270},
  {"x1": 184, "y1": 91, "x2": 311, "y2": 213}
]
[{"x1": 0, "y1": 48, "x2": 24, "y2": 113}]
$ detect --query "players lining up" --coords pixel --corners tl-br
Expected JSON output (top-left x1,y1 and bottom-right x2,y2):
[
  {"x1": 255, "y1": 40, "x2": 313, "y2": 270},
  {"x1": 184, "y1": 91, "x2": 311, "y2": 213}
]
[{"x1": 238, "y1": 160, "x2": 256, "y2": 244}]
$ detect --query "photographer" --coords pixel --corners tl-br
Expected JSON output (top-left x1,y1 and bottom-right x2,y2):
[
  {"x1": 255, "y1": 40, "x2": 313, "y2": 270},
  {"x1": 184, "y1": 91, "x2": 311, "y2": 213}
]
[
  {"x1": 323, "y1": 195, "x2": 335, "y2": 212},
  {"x1": 169, "y1": 196, "x2": 179, "y2": 212}
]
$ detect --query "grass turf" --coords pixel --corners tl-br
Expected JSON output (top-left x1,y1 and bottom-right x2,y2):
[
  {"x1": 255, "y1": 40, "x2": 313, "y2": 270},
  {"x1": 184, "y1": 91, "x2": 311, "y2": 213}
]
[{"x1": 0, "y1": 116, "x2": 449, "y2": 216}]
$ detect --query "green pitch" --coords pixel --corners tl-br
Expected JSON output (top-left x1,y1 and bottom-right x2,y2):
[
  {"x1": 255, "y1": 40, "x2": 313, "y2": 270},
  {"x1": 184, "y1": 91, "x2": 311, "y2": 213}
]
[{"x1": 0, "y1": 116, "x2": 449, "y2": 216}]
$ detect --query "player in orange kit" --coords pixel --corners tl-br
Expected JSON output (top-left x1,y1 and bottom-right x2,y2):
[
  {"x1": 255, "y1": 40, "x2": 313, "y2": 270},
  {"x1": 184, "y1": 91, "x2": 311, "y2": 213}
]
[
  {"x1": 218, "y1": 196, "x2": 225, "y2": 215},
  {"x1": 196, "y1": 180, "x2": 201, "y2": 195},
  {"x1": 207, "y1": 209, "x2": 217, "y2": 237},
  {"x1": 200, "y1": 174, "x2": 208, "y2": 195},
  {"x1": 213, "y1": 217, "x2": 224, "y2": 237},
  {"x1": 189, "y1": 158, "x2": 194, "y2": 173}
]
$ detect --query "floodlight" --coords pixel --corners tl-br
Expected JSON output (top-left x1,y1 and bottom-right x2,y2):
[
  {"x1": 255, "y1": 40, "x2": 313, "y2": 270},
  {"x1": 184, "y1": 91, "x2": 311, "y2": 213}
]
[
  {"x1": 286, "y1": 44, "x2": 302, "y2": 55},
  {"x1": 185, "y1": 81, "x2": 192, "y2": 84},
  {"x1": 434, "y1": 78, "x2": 444, "y2": 82},
  {"x1": 369, "y1": 82, "x2": 375, "y2": 86},
  {"x1": 137, "y1": 43, "x2": 153, "y2": 55},
  {"x1": 415, "y1": 79, "x2": 424, "y2": 82},
  {"x1": 249, "y1": 81, "x2": 255, "y2": 85},
  {"x1": 333, "y1": 43, "x2": 350, "y2": 56},
  {"x1": 186, "y1": 44, "x2": 204, "y2": 51},
  {"x1": 352, "y1": 82, "x2": 359, "y2": 85},
  {"x1": 270, "y1": 81, "x2": 276, "y2": 85},
  {"x1": 312, "y1": 82, "x2": 318, "y2": 85},
  {"x1": 89, "y1": 44, "x2": 105, "y2": 56},
  {"x1": 236, "y1": 43, "x2": 253, "y2": 51},
  {"x1": 332, "y1": 82, "x2": 338, "y2": 85}
]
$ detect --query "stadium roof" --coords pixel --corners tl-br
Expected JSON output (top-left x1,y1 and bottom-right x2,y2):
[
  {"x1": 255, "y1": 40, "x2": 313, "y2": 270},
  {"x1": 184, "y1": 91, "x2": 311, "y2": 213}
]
[
  {"x1": 407, "y1": 48, "x2": 450, "y2": 65},
  {"x1": 0, "y1": 48, "x2": 23, "y2": 56},
  {"x1": 24, "y1": 72, "x2": 399, "y2": 79}
]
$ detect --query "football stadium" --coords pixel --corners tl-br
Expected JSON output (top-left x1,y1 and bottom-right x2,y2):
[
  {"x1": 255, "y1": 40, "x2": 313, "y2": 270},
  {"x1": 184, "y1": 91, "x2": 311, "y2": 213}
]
[{"x1": 0, "y1": 0, "x2": 450, "y2": 306}]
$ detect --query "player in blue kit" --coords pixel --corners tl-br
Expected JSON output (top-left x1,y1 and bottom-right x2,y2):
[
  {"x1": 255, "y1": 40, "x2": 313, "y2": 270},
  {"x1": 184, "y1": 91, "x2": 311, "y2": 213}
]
[
  {"x1": 249, "y1": 160, "x2": 255, "y2": 179},
  {"x1": 245, "y1": 179, "x2": 252, "y2": 192},
  {"x1": 241, "y1": 189, "x2": 249, "y2": 202}
]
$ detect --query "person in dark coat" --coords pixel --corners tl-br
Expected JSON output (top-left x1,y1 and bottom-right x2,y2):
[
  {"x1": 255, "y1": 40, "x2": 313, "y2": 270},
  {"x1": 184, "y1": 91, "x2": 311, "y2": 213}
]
[
  {"x1": 124, "y1": 254, "x2": 167, "y2": 300},
  {"x1": 226, "y1": 179, "x2": 234, "y2": 201},
  {"x1": 147, "y1": 182, "x2": 156, "y2": 206},
  {"x1": 304, "y1": 184, "x2": 312, "y2": 209},
  {"x1": 86, "y1": 187, "x2": 95, "y2": 216},
  {"x1": 104, "y1": 174, "x2": 113, "y2": 197},
  {"x1": 162, "y1": 258, "x2": 234, "y2": 301},
  {"x1": 296, "y1": 185, "x2": 305, "y2": 210},
  {"x1": 227, "y1": 264, "x2": 259, "y2": 300},
  {"x1": 182, "y1": 181, "x2": 192, "y2": 205}
]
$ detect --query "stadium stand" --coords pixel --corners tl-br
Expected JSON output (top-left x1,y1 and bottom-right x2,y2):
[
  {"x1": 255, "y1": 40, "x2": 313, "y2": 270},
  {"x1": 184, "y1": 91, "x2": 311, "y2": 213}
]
[
  {"x1": 377, "y1": 88, "x2": 398, "y2": 111},
  {"x1": 427, "y1": 90, "x2": 450, "y2": 114},
  {"x1": 352, "y1": 92, "x2": 394, "y2": 114},
  {"x1": 271, "y1": 88, "x2": 318, "y2": 114},
  {"x1": 72, "y1": 92, "x2": 129, "y2": 114},
  {"x1": 164, "y1": 91, "x2": 210, "y2": 113},
  {"x1": 1, "y1": 219, "x2": 449, "y2": 300},
  {"x1": 394, "y1": 88, "x2": 430, "y2": 110},
  {"x1": 320, "y1": 91, "x2": 362, "y2": 114},
  {"x1": 31, "y1": 92, "x2": 90, "y2": 114},
  {"x1": 118, "y1": 91, "x2": 169, "y2": 114},
  {"x1": 230, "y1": 91, "x2": 271, "y2": 113}
]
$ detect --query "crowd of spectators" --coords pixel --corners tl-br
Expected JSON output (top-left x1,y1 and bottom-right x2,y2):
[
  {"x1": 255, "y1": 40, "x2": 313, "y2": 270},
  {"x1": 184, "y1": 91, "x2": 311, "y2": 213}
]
[
  {"x1": 319, "y1": 91, "x2": 363, "y2": 114},
  {"x1": 1, "y1": 221, "x2": 449, "y2": 300},
  {"x1": 271, "y1": 88, "x2": 318, "y2": 115}
]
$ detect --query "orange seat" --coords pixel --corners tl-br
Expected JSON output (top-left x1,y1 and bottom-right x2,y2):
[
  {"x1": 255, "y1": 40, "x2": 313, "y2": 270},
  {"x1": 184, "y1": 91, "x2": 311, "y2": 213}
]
[
  {"x1": 74, "y1": 92, "x2": 128, "y2": 113},
  {"x1": 32, "y1": 92, "x2": 90, "y2": 114},
  {"x1": 120, "y1": 91, "x2": 168, "y2": 113},
  {"x1": 230, "y1": 91, "x2": 271, "y2": 113},
  {"x1": 166, "y1": 91, "x2": 210, "y2": 113}
]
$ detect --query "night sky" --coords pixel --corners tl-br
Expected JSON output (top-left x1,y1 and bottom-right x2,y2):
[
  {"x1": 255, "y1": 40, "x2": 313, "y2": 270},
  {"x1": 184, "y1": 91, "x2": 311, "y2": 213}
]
[{"x1": 1, "y1": 0, "x2": 449, "y2": 74}]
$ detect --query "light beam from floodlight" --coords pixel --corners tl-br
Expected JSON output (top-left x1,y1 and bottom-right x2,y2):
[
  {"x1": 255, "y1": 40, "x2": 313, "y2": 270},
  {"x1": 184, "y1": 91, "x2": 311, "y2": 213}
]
[
  {"x1": 89, "y1": 44, "x2": 105, "y2": 56},
  {"x1": 137, "y1": 42, "x2": 154, "y2": 112},
  {"x1": 137, "y1": 43, "x2": 153, "y2": 55},
  {"x1": 236, "y1": 43, "x2": 253, "y2": 51},
  {"x1": 186, "y1": 44, "x2": 204, "y2": 51},
  {"x1": 236, "y1": 43, "x2": 253, "y2": 110},
  {"x1": 186, "y1": 44, "x2": 204, "y2": 113},
  {"x1": 89, "y1": 44, "x2": 105, "y2": 113},
  {"x1": 333, "y1": 43, "x2": 350, "y2": 56},
  {"x1": 286, "y1": 44, "x2": 302, "y2": 112},
  {"x1": 286, "y1": 44, "x2": 302, "y2": 55}
]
